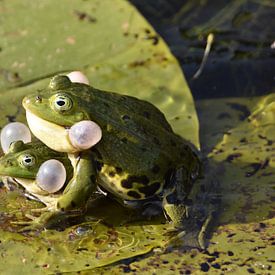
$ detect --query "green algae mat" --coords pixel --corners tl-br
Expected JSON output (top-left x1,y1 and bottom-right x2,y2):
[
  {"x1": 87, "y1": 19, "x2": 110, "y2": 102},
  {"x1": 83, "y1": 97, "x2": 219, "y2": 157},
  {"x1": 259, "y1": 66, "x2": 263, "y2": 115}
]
[{"x1": 0, "y1": 0, "x2": 274, "y2": 274}]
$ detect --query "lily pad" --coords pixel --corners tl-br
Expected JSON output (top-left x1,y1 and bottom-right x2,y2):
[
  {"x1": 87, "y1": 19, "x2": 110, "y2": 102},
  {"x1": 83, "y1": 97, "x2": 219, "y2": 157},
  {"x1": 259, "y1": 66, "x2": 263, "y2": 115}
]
[{"x1": 0, "y1": 0, "x2": 199, "y2": 273}]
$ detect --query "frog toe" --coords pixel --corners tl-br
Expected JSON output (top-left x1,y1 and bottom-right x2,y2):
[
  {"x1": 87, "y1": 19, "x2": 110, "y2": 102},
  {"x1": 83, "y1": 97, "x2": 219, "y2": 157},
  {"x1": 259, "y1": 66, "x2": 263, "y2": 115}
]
[{"x1": 30, "y1": 207, "x2": 50, "y2": 213}]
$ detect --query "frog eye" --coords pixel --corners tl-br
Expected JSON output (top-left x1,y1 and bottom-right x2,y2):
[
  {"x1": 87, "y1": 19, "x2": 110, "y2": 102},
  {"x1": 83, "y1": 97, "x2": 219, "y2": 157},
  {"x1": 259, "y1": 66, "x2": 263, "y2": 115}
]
[
  {"x1": 20, "y1": 154, "x2": 36, "y2": 167},
  {"x1": 52, "y1": 94, "x2": 72, "y2": 112},
  {"x1": 36, "y1": 159, "x2": 66, "y2": 193}
]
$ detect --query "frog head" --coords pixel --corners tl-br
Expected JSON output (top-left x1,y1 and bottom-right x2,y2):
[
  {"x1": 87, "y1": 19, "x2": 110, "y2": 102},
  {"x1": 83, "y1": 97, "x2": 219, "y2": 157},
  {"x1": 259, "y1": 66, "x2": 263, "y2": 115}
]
[
  {"x1": 0, "y1": 140, "x2": 73, "y2": 206},
  {"x1": 22, "y1": 75, "x2": 97, "y2": 153}
]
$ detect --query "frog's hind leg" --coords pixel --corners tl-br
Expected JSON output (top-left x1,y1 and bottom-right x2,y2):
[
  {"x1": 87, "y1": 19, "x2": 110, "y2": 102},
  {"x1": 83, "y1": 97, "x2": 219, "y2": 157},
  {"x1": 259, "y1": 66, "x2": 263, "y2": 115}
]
[
  {"x1": 162, "y1": 168, "x2": 190, "y2": 228},
  {"x1": 162, "y1": 167, "x2": 204, "y2": 249}
]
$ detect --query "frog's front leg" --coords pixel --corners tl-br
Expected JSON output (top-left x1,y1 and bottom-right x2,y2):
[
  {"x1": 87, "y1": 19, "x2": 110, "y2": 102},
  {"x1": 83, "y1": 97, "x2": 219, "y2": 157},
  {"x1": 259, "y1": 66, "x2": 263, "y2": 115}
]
[{"x1": 56, "y1": 151, "x2": 97, "y2": 212}]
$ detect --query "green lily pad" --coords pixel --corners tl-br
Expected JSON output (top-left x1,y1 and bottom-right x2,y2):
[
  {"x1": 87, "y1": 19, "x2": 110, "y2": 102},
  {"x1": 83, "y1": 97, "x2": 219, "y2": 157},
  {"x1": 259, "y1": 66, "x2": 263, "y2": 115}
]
[{"x1": 0, "y1": 0, "x2": 199, "y2": 273}]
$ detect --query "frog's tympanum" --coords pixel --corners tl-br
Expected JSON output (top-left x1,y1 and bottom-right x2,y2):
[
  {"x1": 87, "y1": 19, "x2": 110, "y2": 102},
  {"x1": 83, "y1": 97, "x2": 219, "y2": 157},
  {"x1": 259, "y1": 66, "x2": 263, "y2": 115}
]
[{"x1": 18, "y1": 75, "x2": 200, "y2": 230}]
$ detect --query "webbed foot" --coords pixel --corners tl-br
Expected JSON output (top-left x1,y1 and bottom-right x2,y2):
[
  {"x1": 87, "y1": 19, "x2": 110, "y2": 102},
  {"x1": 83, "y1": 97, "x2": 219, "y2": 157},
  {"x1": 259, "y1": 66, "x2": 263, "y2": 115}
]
[{"x1": 11, "y1": 211, "x2": 58, "y2": 232}]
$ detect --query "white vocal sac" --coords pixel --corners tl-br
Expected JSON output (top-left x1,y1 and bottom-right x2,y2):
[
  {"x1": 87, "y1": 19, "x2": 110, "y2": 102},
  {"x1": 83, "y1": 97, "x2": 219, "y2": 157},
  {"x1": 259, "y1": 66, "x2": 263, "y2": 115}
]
[
  {"x1": 66, "y1": 71, "x2": 89, "y2": 85},
  {"x1": 0, "y1": 122, "x2": 31, "y2": 153},
  {"x1": 36, "y1": 159, "x2": 66, "y2": 193},
  {"x1": 69, "y1": 120, "x2": 102, "y2": 151}
]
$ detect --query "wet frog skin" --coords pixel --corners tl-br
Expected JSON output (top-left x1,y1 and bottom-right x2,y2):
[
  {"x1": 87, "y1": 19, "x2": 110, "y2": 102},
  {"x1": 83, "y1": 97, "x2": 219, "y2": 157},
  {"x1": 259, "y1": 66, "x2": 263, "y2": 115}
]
[{"x1": 22, "y1": 75, "x2": 201, "y2": 228}]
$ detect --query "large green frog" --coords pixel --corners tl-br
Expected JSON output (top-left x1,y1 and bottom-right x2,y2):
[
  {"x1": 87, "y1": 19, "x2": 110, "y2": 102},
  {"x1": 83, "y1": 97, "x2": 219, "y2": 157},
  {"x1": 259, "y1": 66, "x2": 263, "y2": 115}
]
[{"x1": 21, "y1": 75, "x2": 201, "y2": 229}]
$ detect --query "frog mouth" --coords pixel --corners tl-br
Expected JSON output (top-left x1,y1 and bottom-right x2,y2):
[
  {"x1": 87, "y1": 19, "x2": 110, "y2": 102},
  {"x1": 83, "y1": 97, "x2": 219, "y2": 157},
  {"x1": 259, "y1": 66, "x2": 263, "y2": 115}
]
[
  {"x1": 25, "y1": 110, "x2": 78, "y2": 153},
  {"x1": 13, "y1": 177, "x2": 47, "y2": 196}
]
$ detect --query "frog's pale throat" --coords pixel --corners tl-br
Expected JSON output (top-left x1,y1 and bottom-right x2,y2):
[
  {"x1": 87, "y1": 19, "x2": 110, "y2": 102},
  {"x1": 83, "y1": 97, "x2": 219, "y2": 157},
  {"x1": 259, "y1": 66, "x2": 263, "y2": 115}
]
[{"x1": 25, "y1": 110, "x2": 77, "y2": 153}]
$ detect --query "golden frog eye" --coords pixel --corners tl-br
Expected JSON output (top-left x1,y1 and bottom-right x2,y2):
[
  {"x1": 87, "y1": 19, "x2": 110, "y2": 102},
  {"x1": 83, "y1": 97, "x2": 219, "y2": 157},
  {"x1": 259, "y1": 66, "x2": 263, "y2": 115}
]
[
  {"x1": 20, "y1": 154, "x2": 36, "y2": 167},
  {"x1": 52, "y1": 94, "x2": 72, "y2": 112}
]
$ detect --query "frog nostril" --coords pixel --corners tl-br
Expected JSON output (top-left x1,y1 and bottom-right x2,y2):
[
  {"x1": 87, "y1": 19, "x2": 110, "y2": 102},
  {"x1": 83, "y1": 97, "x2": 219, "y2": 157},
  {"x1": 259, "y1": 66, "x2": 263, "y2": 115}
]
[{"x1": 35, "y1": 96, "x2": 42, "y2": 103}]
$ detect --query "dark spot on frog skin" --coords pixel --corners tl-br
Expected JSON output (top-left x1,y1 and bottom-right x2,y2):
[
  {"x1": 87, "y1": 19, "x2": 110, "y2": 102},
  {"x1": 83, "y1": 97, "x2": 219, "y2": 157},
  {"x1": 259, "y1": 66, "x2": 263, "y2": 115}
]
[
  {"x1": 200, "y1": 262, "x2": 210, "y2": 272},
  {"x1": 121, "y1": 180, "x2": 133, "y2": 189},
  {"x1": 258, "y1": 134, "x2": 273, "y2": 146},
  {"x1": 115, "y1": 167, "x2": 122, "y2": 174},
  {"x1": 121, "y1": 175, "x2": 149, "y2": 189},
  {"x1": 95, "y1": 161, "x2": 103, "y2": 171},
  {"x1": 245, "y1": 159, "x2": 270, "y2": 177},
  {"x1": 139, "y1": 182, "x2": 161, "y2": 197},
  {"x1": 122, "y1": 115, "x2": 130, "y2": 121},
  {"x1": 151, "y1": 164, "x2": 160, "y2": 174},
  {"x1": 71, "y1": 201, "x2": 76, "y2": 208},
  {"x1": 143, "y1": 111, "x2": 151, "y2": 119},
  {"x1": 245, "y1": 163, "x2": 262, "y2": 177},
  {"x1": 127, "y1": 191, "x2": 141, "y2": 199},
  {"x1": 211, "y1": 263, "x2": 221, "y2": 269},
  {"x1": 109, "y1": 171, "x2": 115, "y2": 178},
  {"x1": 180, "y1": 151, "x2": 186, "y2": 157},
  {"x1": 170, "y1": 139, "x2": 177, "y2": 147},
  {"x1": 121, "y1": 137, "x2": 128, "y2": 143},
  {"x1": 153, "y1": 137, "x2": 160, "y2": 146}
]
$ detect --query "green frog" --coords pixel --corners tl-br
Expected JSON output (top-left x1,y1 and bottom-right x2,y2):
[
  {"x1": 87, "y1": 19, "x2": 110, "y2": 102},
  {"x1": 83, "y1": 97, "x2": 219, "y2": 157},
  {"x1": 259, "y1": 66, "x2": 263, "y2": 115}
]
[
  {"x1": 21, "y1": 75, "x2": 201, "y2": 229},
  {"x1": 0, "y1": 140, "x2": 96, "y2": 227}
]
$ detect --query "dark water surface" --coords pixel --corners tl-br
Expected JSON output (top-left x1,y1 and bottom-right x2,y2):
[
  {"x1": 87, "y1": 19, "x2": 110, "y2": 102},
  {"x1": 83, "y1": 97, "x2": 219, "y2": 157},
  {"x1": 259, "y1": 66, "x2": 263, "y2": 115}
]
[{"x1": 130, "y1": 0, "x2": 275, "y2": 99}]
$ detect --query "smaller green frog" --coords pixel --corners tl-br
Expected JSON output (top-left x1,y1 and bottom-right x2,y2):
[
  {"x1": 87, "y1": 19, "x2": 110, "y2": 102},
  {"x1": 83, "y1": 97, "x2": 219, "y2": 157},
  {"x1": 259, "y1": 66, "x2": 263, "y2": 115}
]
[
  {"x1": 21, "y1": 75, "x2": 201, "y2": 230},
  {"x1": 0, "y1": 140, "x2": 96, "y2": 228}
]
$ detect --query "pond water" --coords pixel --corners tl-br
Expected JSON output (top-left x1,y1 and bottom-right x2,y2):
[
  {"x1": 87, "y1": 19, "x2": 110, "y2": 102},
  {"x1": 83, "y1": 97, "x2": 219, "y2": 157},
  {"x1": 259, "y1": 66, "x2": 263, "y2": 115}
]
[{"x1": 131, "y1": 0, "x2": 275, "y2": 99}]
